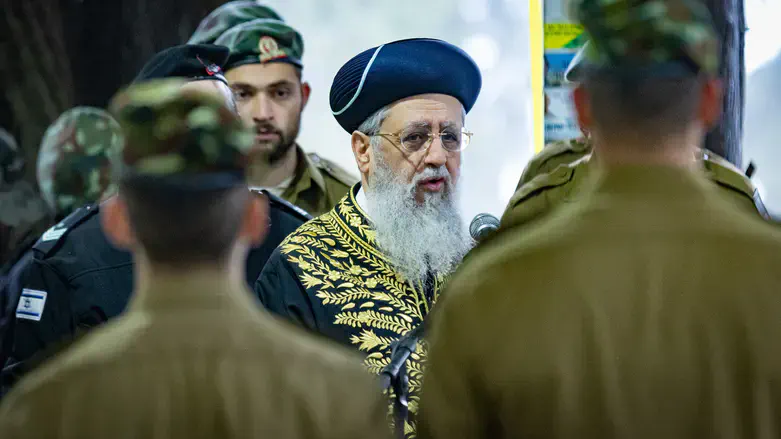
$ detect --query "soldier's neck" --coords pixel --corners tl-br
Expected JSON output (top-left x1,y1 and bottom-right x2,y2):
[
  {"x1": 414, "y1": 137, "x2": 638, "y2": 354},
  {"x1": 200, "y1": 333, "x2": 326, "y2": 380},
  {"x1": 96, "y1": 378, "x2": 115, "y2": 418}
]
[
  {"x1": 247, "y1": 145, "x2": 298, "y2": 188},
  {"x1": 133, "y1": 247, "x2": 249, "y2": 302},
  {"x1": 594, "y1": 130, "x2": 700, "y2": 169}
]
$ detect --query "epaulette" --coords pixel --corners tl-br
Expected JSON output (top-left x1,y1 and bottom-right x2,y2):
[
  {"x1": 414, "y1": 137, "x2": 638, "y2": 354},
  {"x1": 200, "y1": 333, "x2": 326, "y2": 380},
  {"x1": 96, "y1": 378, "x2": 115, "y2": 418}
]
[
  {"x1": 307, "y1": 153, "x2": 359, "y2": 187},
  {"x1": 253, "y1": 189, "x2": 313, "y2": 222},
  {"x1": 517, "y1": 138, "x2": 592, "y2": 190},
  {"x1": 508, "y1": 155, "x2": 589, "y2": 208},
  {"x1": 32, "y1": 204, "x2": 99, "y2": 257},
  {"x1": 700, "y1": 150, "x2": 755, "y2": 199}
]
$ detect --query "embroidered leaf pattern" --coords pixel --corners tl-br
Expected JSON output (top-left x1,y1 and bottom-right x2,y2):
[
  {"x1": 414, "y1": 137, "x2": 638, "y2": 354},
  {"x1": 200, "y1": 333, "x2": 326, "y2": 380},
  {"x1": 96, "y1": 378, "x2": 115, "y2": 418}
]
[{"x1": 277, "y1": 193, "x2": 444, "y2": 439}]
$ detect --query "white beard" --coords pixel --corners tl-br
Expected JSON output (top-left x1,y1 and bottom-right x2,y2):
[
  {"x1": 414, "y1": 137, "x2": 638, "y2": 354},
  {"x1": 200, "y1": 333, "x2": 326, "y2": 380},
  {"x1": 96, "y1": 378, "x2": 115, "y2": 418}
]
[{"x1": 365, "y1": 154, "x2": 474, "y2": 285}]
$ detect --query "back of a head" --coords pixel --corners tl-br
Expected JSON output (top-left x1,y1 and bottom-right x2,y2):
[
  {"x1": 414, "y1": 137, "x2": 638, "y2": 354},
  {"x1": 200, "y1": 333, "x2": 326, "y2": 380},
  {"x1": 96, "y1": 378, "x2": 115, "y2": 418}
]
[
  {"x1": 37, "y1": 107, "x2": 123, "y2": 217},
  {"x1": 572, "y1": 0, "x2": 720, "y2": 139},
  {"x1": 108, "y1": 79, "x2": 255, "y2": 267}
]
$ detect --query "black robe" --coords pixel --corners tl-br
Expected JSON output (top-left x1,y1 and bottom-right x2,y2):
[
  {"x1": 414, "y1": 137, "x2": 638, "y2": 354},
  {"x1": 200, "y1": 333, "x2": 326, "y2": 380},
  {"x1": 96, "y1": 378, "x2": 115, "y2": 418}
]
[{"x1": 255, "y1": 184, "x2": 445, "y2": 438}]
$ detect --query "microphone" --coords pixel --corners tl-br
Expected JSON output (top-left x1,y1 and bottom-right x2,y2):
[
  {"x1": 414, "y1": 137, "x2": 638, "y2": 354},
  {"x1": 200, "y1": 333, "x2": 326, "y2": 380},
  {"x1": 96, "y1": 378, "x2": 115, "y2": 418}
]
[{"x1": 469, "y1": 213, "x2": 500, "y2": 242}]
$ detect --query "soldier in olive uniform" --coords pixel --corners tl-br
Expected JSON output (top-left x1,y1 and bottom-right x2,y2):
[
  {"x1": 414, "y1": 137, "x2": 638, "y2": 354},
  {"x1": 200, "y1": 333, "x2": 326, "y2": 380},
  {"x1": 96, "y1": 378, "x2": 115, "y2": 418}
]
[
  {"x1": 502, "y1": 42, "x2": 768, "y2": 230},
  {"x1": 0, "y1": 81, "x2": 390, "y2": 439},
  {"x1": 1, "y1": 44, "x2": 311, "y2": 397},
  {"x1": 420, "y1": 1, "x2": 781, "y2": 437},
  {"x1": 188, "y1": 15, "x2": 357, "y2": 216}
]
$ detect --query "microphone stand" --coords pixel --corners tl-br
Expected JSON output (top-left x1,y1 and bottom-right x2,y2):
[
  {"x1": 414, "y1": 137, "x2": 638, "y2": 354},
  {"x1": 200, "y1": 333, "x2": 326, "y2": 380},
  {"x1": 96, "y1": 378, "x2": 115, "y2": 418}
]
[{"x1": 380, "y1": 324, "x2": 424, "y2": 439}]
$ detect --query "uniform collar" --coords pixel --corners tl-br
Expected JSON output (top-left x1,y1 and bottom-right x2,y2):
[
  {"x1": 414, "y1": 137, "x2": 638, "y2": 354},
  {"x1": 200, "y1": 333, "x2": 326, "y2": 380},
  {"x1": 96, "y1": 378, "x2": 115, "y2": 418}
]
[
  {"x1": 587, "y1": 163, "x2": 715, "y2": 201},
  {"x1": 128, "y1": 271, "x2": 258, "y2": 314},
  {"x1": 283, "y1": 145, "x2": 327, "y2": 199}
]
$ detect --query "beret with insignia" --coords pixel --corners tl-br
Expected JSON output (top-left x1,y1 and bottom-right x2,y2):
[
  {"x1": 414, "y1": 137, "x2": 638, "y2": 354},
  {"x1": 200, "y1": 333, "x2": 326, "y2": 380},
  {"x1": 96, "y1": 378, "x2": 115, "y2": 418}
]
[
  {"x1": 188, "y1": 1, "x2": 283, "y2": 45},
  {"x1": 215, "y1": 18, "x2": 304, "y2": 70},
  {"x1": 37, "y1": 107, "x2": 124, "y2": 214},
  {"x1": 109, "y1": 79, "x2": 254, "y2": 191},
  {"x1": 572, "y1": 0, "x2": 719, "y2": 78},
  {"x1": 134, "y1": 44, "x2": 230, "y2": 85},
  {"x1": 329, "y1": 38, "x2": 482, "y2": 133}
]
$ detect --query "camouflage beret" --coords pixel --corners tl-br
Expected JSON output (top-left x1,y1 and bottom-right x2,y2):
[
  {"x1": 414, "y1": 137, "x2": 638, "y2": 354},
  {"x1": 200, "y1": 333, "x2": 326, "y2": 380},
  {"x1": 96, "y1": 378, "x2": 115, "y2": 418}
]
[
  {"x1": 215, "y1": 18, "x2": 304, "y2": 70},
  {"x1": 0, "y1": 128, "x2": 25, "y2": 187},
  {"x1": 188, "y1": 1, "x2": 283, "y2": 45},
  {"x1": 109, "y1": 79, "x2": 254, "y2": 190},
  {"x1": 37, "y1": 107, "x2": 123, "y2": 215},
  {"x1": 572, "y1": 0, "x2": 719, "y2": 77}
]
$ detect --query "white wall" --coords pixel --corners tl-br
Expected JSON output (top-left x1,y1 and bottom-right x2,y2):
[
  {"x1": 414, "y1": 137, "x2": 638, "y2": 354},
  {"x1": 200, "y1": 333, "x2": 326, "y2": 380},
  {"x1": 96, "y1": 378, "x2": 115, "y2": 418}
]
[
  {"x1": 743, "y1": 0, "x2": 781, "y2": 216},
  {"x1": 258, "y1": 0, "x2": 535, "y2": 223}
]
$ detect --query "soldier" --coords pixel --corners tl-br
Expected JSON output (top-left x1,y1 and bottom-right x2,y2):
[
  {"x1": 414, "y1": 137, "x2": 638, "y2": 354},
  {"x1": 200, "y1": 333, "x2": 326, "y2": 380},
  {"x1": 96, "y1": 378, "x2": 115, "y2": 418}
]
[
  {"x1": 502, "y1": 42, "x2": 768, "y2": 230},
  {"x1": 1, "y1": 109, "x2": 122, "y2": 377},
  {"x1": 189, "y1": 17, "x2": 358, "y2": 216},
  {"x1": 0, "y1": 81, "x2": 390, "y2": 439},
  {"x1": 0, "y1": 44, "x2": 310, "y2": 397},
  {"x1": 419, "y1": 0, "x2": 781, "y2": 437}
]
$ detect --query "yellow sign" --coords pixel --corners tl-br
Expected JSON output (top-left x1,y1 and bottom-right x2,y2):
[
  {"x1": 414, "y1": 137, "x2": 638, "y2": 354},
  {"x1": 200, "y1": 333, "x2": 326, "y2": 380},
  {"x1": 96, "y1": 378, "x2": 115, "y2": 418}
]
[
  {"x1": 530, "y1": 0, "x2": 544, "y2": 153},
  {"x1": 544, "y1": 23, "x2": 585, "y2": 49}
]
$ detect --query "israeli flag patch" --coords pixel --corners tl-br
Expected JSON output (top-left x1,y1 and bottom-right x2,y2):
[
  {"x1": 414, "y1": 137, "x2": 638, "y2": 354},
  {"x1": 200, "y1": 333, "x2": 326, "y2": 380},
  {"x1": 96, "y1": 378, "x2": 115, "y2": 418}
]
[{"x1": 16, "y1": 289, "x2": 47, "y2": 321}]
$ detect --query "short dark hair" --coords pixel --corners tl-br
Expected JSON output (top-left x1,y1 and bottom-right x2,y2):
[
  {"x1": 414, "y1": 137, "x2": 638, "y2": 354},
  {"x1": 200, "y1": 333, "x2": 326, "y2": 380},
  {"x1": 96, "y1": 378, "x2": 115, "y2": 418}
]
[
  {"x1": 584, "y1": 73, "x2": 704, "y2": 138},
  {"x1": 119, "y1": 179, "x2": 250, "y2": 267}
]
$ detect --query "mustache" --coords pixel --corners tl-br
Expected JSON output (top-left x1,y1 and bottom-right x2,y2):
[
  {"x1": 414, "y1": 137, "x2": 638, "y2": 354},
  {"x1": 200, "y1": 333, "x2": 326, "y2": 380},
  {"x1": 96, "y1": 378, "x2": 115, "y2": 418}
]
[
  {"x1": 253, "y1": 122, "x2": 282, "y2": 136},
  {"x1": 410, "y1": 166, "x2": 451, "y2": 185}
]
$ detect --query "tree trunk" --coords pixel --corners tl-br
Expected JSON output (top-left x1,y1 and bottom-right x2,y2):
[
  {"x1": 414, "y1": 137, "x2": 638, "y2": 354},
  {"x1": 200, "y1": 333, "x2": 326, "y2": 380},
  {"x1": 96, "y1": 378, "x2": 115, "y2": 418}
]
[
  {"x1": 0, "y1": 0, "x2": 225, "y2": 182},
  {"x1": 703, "y1": 0, "x2": 746, "y2": 167}
]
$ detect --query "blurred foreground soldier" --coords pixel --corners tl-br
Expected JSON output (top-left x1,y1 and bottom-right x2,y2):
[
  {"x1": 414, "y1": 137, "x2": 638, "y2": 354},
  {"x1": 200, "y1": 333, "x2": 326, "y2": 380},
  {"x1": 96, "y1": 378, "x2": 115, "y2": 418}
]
[
  {"x1": 187, "y1": 0, "x2": 283, "y2": 45},
  {"x1": 1, "y1": 109, "x2": 121, "y2": 377},
  {"x1": 0, "y1": 129, "x2": 48, "y2": 267},
  {"x1": 1, "y1": 44, "x2": 309, "y2": 396},
  {"x1": 256, "y1": 38, "x2": 481, "y2": 438},
  {"x1": 502, "y1": 42, "x2": 768, "y2": 230},
  {"x1": 420, "y1": 1, "x2": 781, "y2": 438},
  {"x1": 36, "y1": 107, "x2": 123, "y2": 219},
  {"x1": 211, "y1": 18, "x2": 357, "y2": 215},
  {"x1": 0, "y1": 82, "x2": 390, "y2": 439}
]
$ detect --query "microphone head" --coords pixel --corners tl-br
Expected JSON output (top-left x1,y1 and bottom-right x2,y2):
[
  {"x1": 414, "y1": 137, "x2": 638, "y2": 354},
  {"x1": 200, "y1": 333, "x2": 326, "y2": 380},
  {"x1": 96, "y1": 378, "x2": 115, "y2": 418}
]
[{"x1": 469, "y1": 213, "x2": 500, "y2": 242}]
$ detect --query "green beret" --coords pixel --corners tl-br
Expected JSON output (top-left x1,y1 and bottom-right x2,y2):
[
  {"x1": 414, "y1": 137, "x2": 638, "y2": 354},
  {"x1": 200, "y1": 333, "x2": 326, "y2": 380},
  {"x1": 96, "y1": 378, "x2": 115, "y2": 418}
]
[
  {"x1": 37, "y1": 107, "x2": 124, "y2": 214},
  {"x1": 109, "y1": 79, "x2": 254, "y2": 190},
  {"x1": 572, "y1": 0, "x2": 719, "y2": 77},
  {"x1": 215, "y1": 18, "x2": 304, "y2": 70},
  {"x1": 188, "y1": 1, "x2": 283, "y2": 45}
]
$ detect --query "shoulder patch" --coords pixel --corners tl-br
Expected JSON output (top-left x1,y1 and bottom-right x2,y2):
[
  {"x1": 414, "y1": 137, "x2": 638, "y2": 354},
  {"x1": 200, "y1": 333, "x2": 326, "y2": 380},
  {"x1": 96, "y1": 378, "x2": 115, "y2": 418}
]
[
  {"x1": 509, "y1": 158, "x2": 583, "y2": 208},
  {"x1": 701, "y1": 150, "x2": 755, "y2": 199},
  {"x1": 254, "y1": 189, "x2": 313, "y2": 222},
  {"x1": 307, "y1": 153, "x2": 359, "y2": 187},
  {"x1": 16, "y1": 288, "x2": 47, "y2": 321},
  {"x1": 33, "y1": 204, "x2": 99, "y2": 257}
]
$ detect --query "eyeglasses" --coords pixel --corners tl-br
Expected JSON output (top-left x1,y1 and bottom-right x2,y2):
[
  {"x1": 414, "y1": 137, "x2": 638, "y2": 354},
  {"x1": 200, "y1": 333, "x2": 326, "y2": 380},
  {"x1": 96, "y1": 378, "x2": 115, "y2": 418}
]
[{"x1": 371, "y1": 126, "x2": 473, "y2": 153}]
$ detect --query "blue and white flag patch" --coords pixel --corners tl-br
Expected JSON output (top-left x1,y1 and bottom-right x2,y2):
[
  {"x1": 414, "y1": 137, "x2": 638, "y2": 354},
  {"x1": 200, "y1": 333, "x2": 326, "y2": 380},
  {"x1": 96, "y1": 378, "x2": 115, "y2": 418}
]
[{"x1": 16, "y1": 289, "x2": 47, "y2": 321}]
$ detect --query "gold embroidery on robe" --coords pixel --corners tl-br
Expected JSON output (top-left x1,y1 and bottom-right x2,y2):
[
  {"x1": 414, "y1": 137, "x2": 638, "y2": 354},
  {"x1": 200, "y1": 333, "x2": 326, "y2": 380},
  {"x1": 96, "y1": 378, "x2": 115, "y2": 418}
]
[{"x1": 279, "y1": 185, "x2": 444, "y2": 438}]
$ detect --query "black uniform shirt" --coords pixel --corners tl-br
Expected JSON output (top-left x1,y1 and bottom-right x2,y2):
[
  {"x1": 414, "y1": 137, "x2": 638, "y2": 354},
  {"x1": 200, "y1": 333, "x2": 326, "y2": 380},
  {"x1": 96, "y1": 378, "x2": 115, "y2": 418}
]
[{"x1": 1, "y1": 191, "x2": 310, "y2": 396}]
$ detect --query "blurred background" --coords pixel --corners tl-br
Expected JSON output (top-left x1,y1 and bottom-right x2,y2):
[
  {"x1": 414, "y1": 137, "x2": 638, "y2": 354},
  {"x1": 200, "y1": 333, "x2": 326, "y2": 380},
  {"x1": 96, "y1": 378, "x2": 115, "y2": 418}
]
[{"x1": 0, "y1": 0, "x2": 778, "y2": 219}]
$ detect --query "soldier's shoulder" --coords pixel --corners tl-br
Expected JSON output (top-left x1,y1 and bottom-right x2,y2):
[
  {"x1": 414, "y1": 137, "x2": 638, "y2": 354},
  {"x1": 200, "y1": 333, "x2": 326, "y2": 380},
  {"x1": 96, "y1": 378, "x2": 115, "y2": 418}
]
[
  {"x1": 307, "y1": 153, "x2": 359, "y2": 189},
  {"x1": 32, "y1": 205, "x2": 100, "y2": 258},
  {"x1": 520, "y1": 138, "x2": 592, "y2": 186},
  {"x1": 508, "y1": 154, "x2": 590, "y2": 209},
  {"x1": 700, "y1": 150, "x2": 754, "y2": 197}
]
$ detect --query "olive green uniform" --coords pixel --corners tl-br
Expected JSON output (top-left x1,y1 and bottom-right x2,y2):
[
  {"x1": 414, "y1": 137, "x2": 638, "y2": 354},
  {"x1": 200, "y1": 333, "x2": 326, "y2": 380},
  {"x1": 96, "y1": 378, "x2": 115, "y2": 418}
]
[
  {"x1": 284, "y1": 146, "x2": 357, "y2": 217},
  {"x1": 501, "y1": 139, "x2": 767, "y2": 230},
  {"x1": 420, "y1": 165, "x2": 781, "y2": 439}
]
